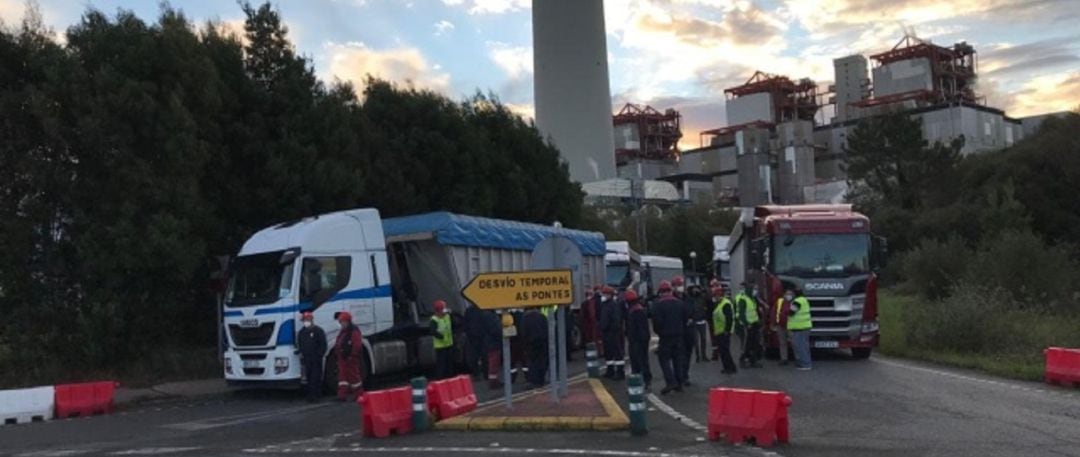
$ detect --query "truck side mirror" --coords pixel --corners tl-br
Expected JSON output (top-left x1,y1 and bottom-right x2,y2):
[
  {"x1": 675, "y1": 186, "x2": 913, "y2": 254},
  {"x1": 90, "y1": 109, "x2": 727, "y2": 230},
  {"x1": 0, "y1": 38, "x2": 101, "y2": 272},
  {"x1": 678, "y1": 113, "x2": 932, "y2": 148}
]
[
  {"x1": 872, "y1": 236, "x2": 888, "y2": 270},
  {"x1": 748, "y1": 237, "x2": 766, "y2": 270}
]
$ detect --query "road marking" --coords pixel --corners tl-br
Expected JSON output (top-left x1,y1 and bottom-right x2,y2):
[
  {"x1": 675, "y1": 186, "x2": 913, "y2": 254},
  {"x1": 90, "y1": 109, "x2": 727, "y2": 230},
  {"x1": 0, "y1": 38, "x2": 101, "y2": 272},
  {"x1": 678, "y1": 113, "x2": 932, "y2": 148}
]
[
  {"x1": 645, "y1": 393, "x2": 707, "y2": 432},
  {"x1": 15, "y1": 451, "x2": 91, "y2": 457},
  {"x1": 645, "y1": 393, "x2": 785, "y2": 457},
  {"x1": 110, "y1": 448, "x2": 201, "y2": 455},
  {"x1": 874, "y1": 358, "x2": 1080, "y2": 399},
  {"x1": 162, "y1": 403, "x2": 331, "y2": 431},
  {"x1": 242, "y1": 446, "x2": 727, "y2": 456}
]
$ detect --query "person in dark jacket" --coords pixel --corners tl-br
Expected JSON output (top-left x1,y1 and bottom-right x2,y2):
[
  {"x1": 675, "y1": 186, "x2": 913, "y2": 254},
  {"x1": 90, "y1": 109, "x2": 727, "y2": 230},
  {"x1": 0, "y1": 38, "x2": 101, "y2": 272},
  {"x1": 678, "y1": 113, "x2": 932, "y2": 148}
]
[
  {"x1": 625, "y1": 290, "x2": 652, "y2": 391},
  {"x1": 520, "y1": 308, "x2": 549, "y2": 387},
  {"x1": 672, "y1": 277, "x2": 696, "y2": 386},
  {"x1": 598, "y1": 286, "x2": 626, "y2": 380},
  {"x1": 297, "y1": 312, "x2": 327, "y2": 402},
  {"x1": 464, "y1": 303, "x2": 487, "y2": 378},
  {"x1": 651, "y1": 280, "x2": 688, "y2": 394},
  {"x1": 483, "y1": 310, "x2": 504, "y2": 389},
  {"x1": 690, "y1": 286, "x2": 710, "y2": 363},
  {"x1": 334, "y1": 311, "x2": 364, "y2": 401}
]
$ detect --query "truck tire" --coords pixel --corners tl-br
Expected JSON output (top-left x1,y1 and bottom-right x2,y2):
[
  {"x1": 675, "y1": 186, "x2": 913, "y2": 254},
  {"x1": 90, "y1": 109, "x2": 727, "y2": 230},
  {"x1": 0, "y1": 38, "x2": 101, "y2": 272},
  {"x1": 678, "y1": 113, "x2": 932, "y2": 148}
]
[
  {"x1": 852, "y1": 347, "x2": 872, "y2": 359},
  {"x1": 362, "y1": 350, "x2": 374, "y2": 390}
]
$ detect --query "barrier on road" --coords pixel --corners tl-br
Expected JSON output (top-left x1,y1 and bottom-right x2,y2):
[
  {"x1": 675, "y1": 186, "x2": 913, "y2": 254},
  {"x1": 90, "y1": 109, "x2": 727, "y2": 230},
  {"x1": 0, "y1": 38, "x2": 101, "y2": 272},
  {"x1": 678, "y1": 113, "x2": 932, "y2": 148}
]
[
  {"x1": 358, "y1": 386, "x2": 414, "y2": 438},
  {"x1": 586, "y1": 343, "x2": 600, "y2": 379},
  {"x1": 54, "y1": 381, "x2": 118, "y2": 419},
  {"x1": 0, "y1": 386, "x2": 55, "y2": 425},
  {"x1": 426, "y1": 375, "x2": 477, "y2": 421},
  {"x1": 1045, "y1": 347, "x2": 1080, "y2": 387},
  {"x1": 707, "y1": 388, "x2": 791, "y2": 447},
  {"x1": 627, "y1": 374, "x2": 647, "y2": 436},
  {"x1": 411, "y1": 377, "x2": 429, "y2": 433}
]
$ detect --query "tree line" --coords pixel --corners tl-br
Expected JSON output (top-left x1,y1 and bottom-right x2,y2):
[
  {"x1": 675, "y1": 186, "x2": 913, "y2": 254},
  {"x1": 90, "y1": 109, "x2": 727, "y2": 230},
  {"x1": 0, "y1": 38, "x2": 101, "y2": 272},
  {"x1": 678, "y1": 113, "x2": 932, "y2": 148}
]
[{"x1": 0, "y1": 3, "x2": 583, "y2": 387}]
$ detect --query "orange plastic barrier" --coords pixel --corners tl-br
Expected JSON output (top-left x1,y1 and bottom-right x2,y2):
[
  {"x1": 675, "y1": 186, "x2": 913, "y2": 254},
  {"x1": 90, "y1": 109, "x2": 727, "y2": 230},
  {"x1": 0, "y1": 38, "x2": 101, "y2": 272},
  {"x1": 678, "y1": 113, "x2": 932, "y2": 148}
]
[
  {"x1": 707, "y1": 388, "x2": 792, "y2": 447},
  {"x1": 1045, "y1": 347, "x2": 1080, "y2": 387},
  {"x1": 358, "y1": 386, "x2": 414, "y2": 438},
  {"x1": 426, "y1": 375, "x2": 477, "y2": 420},
  {"x1": 54, "y1": 381, "x2": 118, "y2": 419}
]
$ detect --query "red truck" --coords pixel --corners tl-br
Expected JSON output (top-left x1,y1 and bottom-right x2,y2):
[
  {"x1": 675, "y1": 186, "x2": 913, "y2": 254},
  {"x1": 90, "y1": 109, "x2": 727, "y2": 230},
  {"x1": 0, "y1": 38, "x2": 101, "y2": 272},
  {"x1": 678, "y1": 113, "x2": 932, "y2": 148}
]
[{"x1": 727, "y1": 205, "x2": 886, "y2": 359}]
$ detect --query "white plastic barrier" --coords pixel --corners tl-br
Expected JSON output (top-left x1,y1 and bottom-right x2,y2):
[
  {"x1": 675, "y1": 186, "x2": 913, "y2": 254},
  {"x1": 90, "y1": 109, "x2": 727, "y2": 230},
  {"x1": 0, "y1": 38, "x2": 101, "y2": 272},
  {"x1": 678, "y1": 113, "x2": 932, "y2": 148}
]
[{"x1": 0, "y1": 385, "x2": 55, "y2": 425}]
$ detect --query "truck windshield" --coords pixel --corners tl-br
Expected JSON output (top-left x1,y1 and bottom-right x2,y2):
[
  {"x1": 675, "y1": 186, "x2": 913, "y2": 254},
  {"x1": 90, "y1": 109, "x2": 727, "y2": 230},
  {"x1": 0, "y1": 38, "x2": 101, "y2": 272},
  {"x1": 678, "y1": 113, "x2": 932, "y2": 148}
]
[
  {"x1": 225, "y1": 251, "x2": 295, "y2": 307},
  {"x1": 606, "y1": 264, "x2": 629, "y2": 287},
  {"x1": 771, "y1": 233, "x2": 870, "y2": 278}
]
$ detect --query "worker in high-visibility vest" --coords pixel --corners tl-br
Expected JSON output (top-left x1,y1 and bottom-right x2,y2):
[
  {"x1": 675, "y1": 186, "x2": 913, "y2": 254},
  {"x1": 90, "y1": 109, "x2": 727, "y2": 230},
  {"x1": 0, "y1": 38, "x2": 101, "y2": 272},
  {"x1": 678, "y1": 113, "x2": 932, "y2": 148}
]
[
  {"x1": 711, "y1": 286, "x2": 737, "y2": 375},
  {"x1": 430, "y1": 300, "x2": 454, "y2": 379},
  {"x1": 736, "y1": 283, "x2": 763, "y2": 368},
  {"x1": 773, "y1": 289, "x2": 793, "y2": 366},
  {"x1": 786, "y1": 288, "x2": 813, "y2": 370}
]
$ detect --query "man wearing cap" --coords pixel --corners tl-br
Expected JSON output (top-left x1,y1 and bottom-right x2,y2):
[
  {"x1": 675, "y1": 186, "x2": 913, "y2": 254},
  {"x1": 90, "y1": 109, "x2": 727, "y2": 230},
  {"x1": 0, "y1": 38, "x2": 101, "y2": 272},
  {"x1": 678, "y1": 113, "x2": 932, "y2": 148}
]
[
  {"x1": 430, "y1": 299, "x2": 454, "y2": 379},
  {"x1": 625, "y1": 290, "x2": 652, "y2": 391},
  {"x1": 334, "y1": 311, "x2": 364, "y2": 401},
  {"x1": 651, "y1": 280, "x2": 689, "y2": 394},
  {"x1": 297, "y1": 312, "x2": 327, "y2": 402},
  {"x1": 598, "y1": 285, "x2": 626, "y2": 380}
]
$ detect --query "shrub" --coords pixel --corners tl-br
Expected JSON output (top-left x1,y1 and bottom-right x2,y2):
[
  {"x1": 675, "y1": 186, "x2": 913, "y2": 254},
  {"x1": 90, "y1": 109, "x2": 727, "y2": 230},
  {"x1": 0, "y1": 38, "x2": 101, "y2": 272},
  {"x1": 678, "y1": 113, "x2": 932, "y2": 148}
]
[
  {"x1": 902, "y1": 236, "x2": 970, "y2": 300},
  {"x1": 963, "y1": 230, "x2": 1078, "y2": 312}
]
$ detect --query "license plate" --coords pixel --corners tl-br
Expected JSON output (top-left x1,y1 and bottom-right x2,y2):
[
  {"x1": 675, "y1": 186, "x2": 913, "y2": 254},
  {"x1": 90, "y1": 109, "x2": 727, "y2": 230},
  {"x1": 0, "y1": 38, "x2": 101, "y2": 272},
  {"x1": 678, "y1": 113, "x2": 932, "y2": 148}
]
[
  {"x1": 814, "y1": 341, "x2": 840, "y2": 349},
  {"x1": 242, "y1": 360, "x2": 260, "y2": 369},
  {"x1": 239, "y1": 319, "x2": 259, "y2": 328}
]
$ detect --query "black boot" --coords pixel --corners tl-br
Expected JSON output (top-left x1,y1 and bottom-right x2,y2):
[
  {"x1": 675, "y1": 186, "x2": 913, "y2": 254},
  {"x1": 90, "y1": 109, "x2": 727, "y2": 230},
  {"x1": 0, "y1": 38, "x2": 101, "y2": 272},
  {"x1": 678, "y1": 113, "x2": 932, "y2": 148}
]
[{"x1": 614, "y1": 366, "x2": 626, "y2": 381}]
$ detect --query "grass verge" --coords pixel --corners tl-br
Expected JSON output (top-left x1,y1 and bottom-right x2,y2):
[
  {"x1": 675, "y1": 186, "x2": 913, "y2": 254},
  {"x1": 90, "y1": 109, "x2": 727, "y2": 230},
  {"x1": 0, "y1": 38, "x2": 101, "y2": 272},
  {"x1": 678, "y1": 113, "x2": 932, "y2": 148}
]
[{"x1": 878, "y1": 289, "x2": 1080, "y2": 382}]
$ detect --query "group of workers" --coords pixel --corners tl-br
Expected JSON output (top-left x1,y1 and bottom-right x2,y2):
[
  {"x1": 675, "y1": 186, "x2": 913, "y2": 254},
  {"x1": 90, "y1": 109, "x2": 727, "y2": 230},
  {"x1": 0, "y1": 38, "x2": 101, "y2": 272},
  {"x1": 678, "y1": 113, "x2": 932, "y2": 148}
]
[
  {"x1": 580, "y1": 277, "x2": 815, "y2": 394},
  {"x1": 294, "y1": 278, "x2": 815, "y2": 402}
]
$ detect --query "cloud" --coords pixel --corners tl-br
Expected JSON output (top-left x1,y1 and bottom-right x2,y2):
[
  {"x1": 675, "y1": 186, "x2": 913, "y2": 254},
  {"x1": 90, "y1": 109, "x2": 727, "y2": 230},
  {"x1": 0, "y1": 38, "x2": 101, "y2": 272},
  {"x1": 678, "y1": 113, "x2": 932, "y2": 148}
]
[
  {"x1": 503, "y1": 102, "x2": 535, "y2": 120},
  {"x1": 981, "y1": 34, "x2": 1080, "y2": 77},
  {"x1": 446, "y1": 0, "x2": 528, "y2": 15},
  {"x1": 326, "y1": 42, "x2": 451, "y2": 95},
  {"x1": 634, "y1": 3, "x2": 786, "y2": 47},
  {"x1": 433, "y1": 19, "x2": 455, "y2": 36},
  {"x1": 487, "y1": 41, "x2": 532, "y2": 79},
  {"x1": 783, "y1": 0, "x2": 1070, "y2": 36},
  {"x1": 1003, "y1": 71, "x2": 1080, "y2": 117}
]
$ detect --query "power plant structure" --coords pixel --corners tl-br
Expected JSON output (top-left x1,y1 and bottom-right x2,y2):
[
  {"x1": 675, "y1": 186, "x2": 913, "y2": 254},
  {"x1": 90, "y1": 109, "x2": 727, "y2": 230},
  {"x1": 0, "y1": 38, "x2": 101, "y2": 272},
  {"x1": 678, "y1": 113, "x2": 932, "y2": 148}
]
[{"x1": 602, "y1": 33, "x2": 1057, "y2": 208}]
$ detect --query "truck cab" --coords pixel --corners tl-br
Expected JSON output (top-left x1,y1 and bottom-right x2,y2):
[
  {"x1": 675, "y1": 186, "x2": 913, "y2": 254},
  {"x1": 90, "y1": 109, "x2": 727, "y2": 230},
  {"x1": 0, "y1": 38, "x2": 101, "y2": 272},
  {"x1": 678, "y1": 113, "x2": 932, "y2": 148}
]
[
  {"x1": 729, "y1": 205, "x2": 886, "y2": 359},
  {"x1": 605, "y1": 241, "x2": 642, "y2": 294}
]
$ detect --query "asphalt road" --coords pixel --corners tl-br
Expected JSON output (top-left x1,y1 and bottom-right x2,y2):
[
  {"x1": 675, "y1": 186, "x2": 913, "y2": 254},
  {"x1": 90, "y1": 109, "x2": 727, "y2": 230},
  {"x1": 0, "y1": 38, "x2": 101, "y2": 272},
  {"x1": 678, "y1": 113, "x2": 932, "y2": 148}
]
[{"x1": 3, "y1": 350, "x2": 1079, "y2": 457}]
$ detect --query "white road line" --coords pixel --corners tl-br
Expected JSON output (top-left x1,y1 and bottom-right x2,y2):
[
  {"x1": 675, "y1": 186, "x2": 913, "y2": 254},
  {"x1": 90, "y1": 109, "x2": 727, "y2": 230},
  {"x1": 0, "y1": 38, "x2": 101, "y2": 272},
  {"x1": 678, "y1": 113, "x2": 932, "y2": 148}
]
[
  {"x1": 110, "y1": 448, "x2": 201, "y2": 455},
  {"x1": 242, "y1": 446, "x2": 726, "y2": 457},
  {"x1": 162, "y1": 403, "x2": 331, "y2": 431},
  {"x1": 15, "y1": 451, "x2": 92, "y2": 457},
  {"x1": 645, "y1": 393, "x2": 785, "y2": 457},
  {"x1": 644, "y1": 393, "x2": 707, "y2": 432},
  {"x1": 874, "y1": 358, "x2": 1080, "y2": 399}
]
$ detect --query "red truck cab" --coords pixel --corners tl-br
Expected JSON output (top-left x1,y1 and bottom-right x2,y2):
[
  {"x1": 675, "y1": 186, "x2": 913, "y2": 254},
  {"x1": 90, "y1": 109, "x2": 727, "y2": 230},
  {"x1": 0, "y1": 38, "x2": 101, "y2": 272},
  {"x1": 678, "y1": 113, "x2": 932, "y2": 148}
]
[{"x1": 729, "y1": 205, "x2": 886, "y2": 359}]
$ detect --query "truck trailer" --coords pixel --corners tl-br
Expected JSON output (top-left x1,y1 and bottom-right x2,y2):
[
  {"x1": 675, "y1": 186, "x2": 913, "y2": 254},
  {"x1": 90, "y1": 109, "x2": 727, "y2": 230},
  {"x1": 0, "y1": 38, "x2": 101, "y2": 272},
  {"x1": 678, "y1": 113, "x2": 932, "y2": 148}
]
[
  {"x1": 221, "y1": 209, "x2": 605, "y2": 389},
  {"x1": 728, "y1": 205, "x2": 886, "y2": 359}
]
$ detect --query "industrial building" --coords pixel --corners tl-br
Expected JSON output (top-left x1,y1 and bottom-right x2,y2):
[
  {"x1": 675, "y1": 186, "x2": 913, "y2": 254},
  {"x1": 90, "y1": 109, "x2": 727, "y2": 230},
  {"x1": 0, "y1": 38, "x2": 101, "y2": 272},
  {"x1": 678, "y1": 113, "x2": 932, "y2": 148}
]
[{"x1": 627, "y1": 34, "x2": 1053, "y2": 208}]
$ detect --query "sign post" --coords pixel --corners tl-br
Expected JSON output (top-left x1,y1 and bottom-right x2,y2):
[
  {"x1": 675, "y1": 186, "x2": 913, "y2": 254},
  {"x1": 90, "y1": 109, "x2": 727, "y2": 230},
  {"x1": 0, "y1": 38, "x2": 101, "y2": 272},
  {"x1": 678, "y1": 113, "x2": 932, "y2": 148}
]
[
  {"x1": 531, "y1": 236, "x2": 582, "y2": 400},
  {"x1": 462, "y1": 269, "x2": 574, "y2": 407}
]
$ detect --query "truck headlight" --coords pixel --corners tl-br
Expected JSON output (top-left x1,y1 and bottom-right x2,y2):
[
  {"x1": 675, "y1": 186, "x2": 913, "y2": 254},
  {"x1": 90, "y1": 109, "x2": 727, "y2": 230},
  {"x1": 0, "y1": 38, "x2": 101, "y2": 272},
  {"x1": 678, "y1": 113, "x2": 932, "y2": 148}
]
[
  {"x1": 274, "y1": 357, "x2": 289, "y2": 374},
  {"x1": 225, "y1": 358, "x2": 233, "y2": 374},
  {"x1": 861, "y1": 321, "x2": 879, "y2": 333}
]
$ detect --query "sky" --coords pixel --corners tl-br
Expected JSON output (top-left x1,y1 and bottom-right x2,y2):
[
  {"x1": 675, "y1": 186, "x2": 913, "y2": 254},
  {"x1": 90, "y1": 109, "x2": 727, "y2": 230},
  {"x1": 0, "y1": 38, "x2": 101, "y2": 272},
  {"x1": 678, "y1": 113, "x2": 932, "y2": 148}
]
[{"x1": 3, "y1": 0, "x2": 1079, "y2": 149}]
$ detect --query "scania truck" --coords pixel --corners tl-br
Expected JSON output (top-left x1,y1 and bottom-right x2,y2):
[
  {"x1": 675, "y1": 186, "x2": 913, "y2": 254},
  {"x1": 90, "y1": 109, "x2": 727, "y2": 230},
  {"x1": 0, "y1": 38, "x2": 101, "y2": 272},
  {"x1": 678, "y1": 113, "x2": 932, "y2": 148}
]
[
  {"x1": 728, "y1": 205, "x2": 886, "y2": 359},
  {"x1": 221, "y1": 209, "x2": 605, "y2": 389}
]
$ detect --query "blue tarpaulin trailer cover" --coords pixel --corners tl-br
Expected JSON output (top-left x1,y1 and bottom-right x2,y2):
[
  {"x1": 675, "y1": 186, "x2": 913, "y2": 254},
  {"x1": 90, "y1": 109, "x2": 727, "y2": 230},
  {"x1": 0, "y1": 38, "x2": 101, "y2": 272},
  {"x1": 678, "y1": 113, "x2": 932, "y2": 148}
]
[{"x1": 382, "y1": 212, "x2": 606, "y2": 256}]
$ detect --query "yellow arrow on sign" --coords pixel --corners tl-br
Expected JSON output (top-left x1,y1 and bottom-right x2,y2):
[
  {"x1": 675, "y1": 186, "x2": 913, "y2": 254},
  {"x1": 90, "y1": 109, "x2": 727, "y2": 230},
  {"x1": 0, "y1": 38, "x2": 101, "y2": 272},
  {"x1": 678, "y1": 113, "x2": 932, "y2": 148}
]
[{"x1": 461, "y1": 269, "x2": 574, "y2": 310}]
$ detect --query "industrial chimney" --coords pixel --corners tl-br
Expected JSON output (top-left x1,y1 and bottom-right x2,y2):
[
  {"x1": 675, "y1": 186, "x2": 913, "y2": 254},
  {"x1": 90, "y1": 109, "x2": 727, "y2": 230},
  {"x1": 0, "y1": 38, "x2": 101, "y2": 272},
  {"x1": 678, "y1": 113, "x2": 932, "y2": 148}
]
[{"x1": 532, "y1": 0, "x2": 617, "y2": 183}]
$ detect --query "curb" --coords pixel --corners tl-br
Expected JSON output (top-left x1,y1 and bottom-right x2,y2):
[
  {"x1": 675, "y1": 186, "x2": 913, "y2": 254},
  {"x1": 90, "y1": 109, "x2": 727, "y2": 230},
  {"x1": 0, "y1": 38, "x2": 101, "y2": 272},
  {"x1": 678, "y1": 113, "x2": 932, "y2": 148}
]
[{"x1": 434, "y1": 379, "x2": 629, "y2": 431}]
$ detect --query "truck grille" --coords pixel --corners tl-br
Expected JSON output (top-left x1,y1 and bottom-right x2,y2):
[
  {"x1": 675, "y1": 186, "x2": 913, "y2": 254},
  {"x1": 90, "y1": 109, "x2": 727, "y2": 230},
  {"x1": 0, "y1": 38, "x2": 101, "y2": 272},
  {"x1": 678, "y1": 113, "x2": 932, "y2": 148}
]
[{"x1": 229, "y1": 323, "x2": 275, "y2": 347}]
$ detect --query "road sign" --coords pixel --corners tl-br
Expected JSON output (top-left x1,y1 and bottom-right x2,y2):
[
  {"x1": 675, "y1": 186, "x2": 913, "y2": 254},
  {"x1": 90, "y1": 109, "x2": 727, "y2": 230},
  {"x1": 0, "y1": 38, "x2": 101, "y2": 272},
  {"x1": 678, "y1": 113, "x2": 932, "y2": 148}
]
[{"x1": 461, "y1": 269, "x2": 574, "y2": 310}]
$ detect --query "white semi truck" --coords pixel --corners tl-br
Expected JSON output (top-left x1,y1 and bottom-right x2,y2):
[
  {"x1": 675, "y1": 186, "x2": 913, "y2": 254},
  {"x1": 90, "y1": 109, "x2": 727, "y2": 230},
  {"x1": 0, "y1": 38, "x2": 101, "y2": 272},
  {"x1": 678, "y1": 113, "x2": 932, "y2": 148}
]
[{"x1": 221, "y1": 209, "x2": 606, "y2": 389}]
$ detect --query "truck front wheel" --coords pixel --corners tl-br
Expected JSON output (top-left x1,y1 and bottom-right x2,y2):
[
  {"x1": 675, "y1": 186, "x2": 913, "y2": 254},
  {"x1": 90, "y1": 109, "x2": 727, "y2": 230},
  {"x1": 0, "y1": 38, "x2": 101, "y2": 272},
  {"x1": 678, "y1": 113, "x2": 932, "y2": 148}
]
[{"x1": 852, "y1": 347, "x2": 873, "y2": 359}]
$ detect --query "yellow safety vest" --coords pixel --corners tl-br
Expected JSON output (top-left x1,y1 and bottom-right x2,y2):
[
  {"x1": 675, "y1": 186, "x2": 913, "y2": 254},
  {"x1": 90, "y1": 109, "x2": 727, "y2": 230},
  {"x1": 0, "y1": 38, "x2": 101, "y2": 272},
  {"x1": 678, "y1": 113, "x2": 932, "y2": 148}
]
[
  {"x1": 736, "y1": 293, "x2": 759, "y2": 324},
  {"x1": 713, "y1": 298, "x2": 734, "y2": 336},
  {"x1": 433, "y1": 314, "x2": 454, "y2": 349},
  {"x1": 788, "y1": 297, "x2": 812, "y2": 331}
]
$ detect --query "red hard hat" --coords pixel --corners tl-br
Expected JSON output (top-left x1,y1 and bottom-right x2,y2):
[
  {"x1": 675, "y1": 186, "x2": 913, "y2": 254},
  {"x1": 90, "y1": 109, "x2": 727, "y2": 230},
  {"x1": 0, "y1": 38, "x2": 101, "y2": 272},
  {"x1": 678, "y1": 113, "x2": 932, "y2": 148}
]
[
  {"x1": 301, "y1": 312, "x2": 314, "y2": 321},
  {"x1": 624, "y1": 290, "x2": 639, "y2": 302},
  {"x1": 433, "y1": 299, "x2": 447, "y2": 312},
  {"x1": 658, "y1": 280, "x2": 672, "y2": 292},
  {"x1": 672, "y1": 277, "x2": 685, "y2": 287},
  {"x1": 337, "y1": 311, "x2": 352, "y2": 322},
  {"x1": 602, "y1": 286, "x2": 615, "y2": 295}
]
